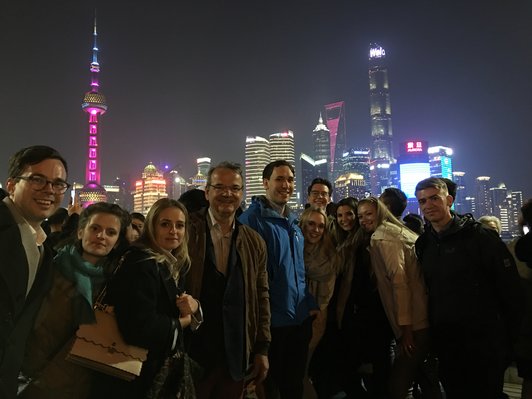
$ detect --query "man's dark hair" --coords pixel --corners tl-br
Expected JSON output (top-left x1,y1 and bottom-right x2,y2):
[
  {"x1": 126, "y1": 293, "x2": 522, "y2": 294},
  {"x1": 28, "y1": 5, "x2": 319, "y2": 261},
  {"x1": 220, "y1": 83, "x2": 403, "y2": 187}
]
[
  {"x1": 307, "y1": 177, "x2": 333, "y2": 196},
  {"x1": 380, "y1": 187, "x2": 407, "y2": 218},
  {"x1": 179, "y1": 188, "x2": 209, "y2": 213},
  {"x1": 8, "y1": 145, "x2": 68, "y2": 179},
  {"x1": 415, "y1": 177, "x2": 449, "y2": 196},
  {"x1": 262, "y1": 160, "x2": 295, "y2": 180},
  {"x1": 440, "y1": 178, "x2": 457, "y2": 200},
  {"x1": 130, "y1": 212, "x2": 146, "y2": 223},
  {"x1": 206, "y1": 161, "x2": 244, "y2": 187},
  {"x1": 521, "y1": 198, "x2": 532, "y2": 226},
  {"x1": 47, "y1": 207, "x2": 68, "y2": 226},
  {"x1": 403, "y1": 213, "x2": 424, "y2": 235}
]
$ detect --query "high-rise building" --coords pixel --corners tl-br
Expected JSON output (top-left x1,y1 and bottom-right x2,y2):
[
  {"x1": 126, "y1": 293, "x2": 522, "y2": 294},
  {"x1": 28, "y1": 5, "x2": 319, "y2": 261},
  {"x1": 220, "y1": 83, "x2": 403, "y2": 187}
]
[
  {"x1": 398, "y1": 140, "x2": 431, "y2": 214},
  {"x1": 270, "y1": 130, "x2": 298, "y2": 208},
  {"x1": 452, "y1": 171, "x2": 467, "y2": 214},
  {"x1": 475, "y1": 176, "x2": 492, "y2": 218},
  {"x1": 300, "y1": 153, "x2": 328, "y2": 204},
  {"x1": 79, "y1": 17, "x2": 108, "y2": 206},
  {"x1": 509, "y1": 191, "x2": 524, "y2": 238},
  {"x1": 312, "y1": 113, "x2": 330, "y2": 179},
  {"x1": 166, "y1": 168, "x2": 188, "y2": 200},
  {"x1": 334, "y1": 173, "x2": 367, "y2": 200},
  {"x1": 197, "y1": 157, "x2": 212, "y2": 177},
  {"x1": 368, "y1": 43, "x2": 394, "y2": 194},
  {"x1": 340, "y1": 147, "x2": 371, "y2": 194},
  {"x1": 428, "y1": 146, "x2": 453, "y2": 179},
  {"x1": 245, "y1": 136, "x2": 270, "y2": 206},
  {"x1": 324, "y1": 101, "x2": 346, "y2": 180},
  {"x1": 133, "y1": 163, "x2": 168, "y2": 215}
]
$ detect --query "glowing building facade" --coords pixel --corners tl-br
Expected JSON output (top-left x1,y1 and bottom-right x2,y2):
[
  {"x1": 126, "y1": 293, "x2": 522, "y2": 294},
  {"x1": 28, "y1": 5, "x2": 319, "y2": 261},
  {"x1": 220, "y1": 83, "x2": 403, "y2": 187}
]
[
  {"x1": 475, "y1": 176, "x2": 492, "y2": 218},
  {"x1": 300, "y1": 153, "x2": 328, "y2": 204},
  {"x1": 312, "y1": 114, "x2": 330, "y2": 179},
  {"x1": 79, "y1": 18, "x2": 108, "y2": 206},
  {"x1": 324, "y1": 102, "x2": 346, "y2": 180},
  {"x1": 428, "y1": 146, "x2": 453, "y2": 179},
  {"x1": 245, "y1": 136, "x2": 270, "y2": 206},
  {"x1": 334, "y1": 173, "x2": 367, "y2": 200},
  {"x1": 368, "y1": 44, "x2": 394, "y2": 194},
  {"x1": 340, "y1": 147, "x2": 371, "y2": 194},
  {"x1": 133, "y1": 163, "x2": 168, "y2": 215},
  {"x1": 398, "y1": 140, "x2": 431, "y2": 214},
  {"x1": 270, "y1": 130, "x2": 298, "y2": 208}
]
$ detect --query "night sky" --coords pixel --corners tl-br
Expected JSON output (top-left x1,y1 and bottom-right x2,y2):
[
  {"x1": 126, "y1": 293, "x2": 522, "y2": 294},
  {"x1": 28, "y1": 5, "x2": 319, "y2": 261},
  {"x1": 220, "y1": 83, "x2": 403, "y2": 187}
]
[{"x1": 2, "y1": 1, "x2": 531, "y2": 199}]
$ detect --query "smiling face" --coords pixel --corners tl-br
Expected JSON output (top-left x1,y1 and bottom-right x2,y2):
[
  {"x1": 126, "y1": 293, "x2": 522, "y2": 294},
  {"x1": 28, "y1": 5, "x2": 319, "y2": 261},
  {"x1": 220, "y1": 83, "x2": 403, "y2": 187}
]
[
  {"x1": 358, "y1": 202, "x2": 378, "y2": 233},
  {"x1": 205, "y1": 167, "x2": 243, "y2": 220},
  {"x1": 6, "y1": 158, "x2": 67, "y2": 229},
  {"x1": 416, "y1": 186, "x2": 453, "y2": 232},
  {"x1": 154, "y1": 206, "x2": 186, "y2": 251},
  {"x1": 302, "y1": 211, "x2": 326, "y2": 245},
  {"x1": 263, "y1": 165, "x2": 294, "y2": 207},
  {"x1": 336, "y1": 204, "x2": 357, "y2": 232},
  {"x1": 78, "y1": 212, "x2": 121, "y2": 265},
  {"x1": 308, "y1": 183, "x2": 331, "y2": 210}
]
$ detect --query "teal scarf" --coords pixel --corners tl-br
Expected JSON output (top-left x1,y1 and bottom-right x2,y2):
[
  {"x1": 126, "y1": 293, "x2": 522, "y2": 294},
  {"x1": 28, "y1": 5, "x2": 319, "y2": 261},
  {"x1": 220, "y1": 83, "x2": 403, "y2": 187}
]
[{"x1": 54, "y1": 244, "x2": 107, "y2": 323}]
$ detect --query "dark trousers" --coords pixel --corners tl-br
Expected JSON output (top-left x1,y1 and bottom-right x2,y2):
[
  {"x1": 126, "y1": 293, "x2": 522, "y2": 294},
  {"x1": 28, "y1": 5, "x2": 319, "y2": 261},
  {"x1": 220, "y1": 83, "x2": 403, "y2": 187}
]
[
  {"x1": 434, "y1": 326, "x2": 507, "y2": 399},
  {"x1": 265, "y1": 317, "x2": 313, "y2": 399},
  {"x1": 196, "y1": 367, "x2": 244, "y2": 399}
]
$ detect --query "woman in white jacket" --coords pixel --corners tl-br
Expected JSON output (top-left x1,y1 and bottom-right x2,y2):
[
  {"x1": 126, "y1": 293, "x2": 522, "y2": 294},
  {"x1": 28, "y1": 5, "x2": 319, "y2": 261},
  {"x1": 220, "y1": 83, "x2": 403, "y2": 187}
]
[{"x1": 357, "y1": 196, "x2": 441, "y2": 399}]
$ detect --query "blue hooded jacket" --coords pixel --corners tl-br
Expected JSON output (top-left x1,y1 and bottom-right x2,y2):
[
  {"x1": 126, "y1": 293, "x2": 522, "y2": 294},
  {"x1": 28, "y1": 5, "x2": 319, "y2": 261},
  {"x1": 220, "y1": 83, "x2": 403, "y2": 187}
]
[{"x1": 239, "y1": 196, "x2": 316, "y2": 328}]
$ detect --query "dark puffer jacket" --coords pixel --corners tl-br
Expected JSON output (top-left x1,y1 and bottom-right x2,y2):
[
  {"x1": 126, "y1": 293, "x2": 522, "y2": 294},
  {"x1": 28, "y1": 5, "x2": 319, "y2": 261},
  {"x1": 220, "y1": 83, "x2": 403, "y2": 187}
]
[{"x1": 415, "y1": 213, "x2": 524, "y2": 340}]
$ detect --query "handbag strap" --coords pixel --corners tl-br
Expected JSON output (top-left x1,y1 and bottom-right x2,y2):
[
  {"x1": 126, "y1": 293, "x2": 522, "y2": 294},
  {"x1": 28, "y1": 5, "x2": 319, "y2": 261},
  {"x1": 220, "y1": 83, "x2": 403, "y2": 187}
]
[{"x1": 93, "y1": 251, "x2": 129, "y2": 308}]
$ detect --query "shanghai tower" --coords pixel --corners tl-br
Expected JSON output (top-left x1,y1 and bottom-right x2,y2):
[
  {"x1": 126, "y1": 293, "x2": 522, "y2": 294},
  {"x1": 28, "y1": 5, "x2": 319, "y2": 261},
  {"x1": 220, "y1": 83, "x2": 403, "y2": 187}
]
[
  {"x1": 368, "y1": 43, "x2": 394, "y2": 194},
  {"x1": 79, "y1": 16, "x2": 108, "y2": 206}
]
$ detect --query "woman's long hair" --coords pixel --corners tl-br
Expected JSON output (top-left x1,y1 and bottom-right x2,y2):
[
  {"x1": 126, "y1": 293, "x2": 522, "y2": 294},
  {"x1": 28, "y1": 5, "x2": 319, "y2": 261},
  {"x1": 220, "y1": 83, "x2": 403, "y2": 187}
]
[
  {"x1": 137, "y1": 198, "x2": 191, "y2": 281},
  {"x1": 332, "y1": 197, "x2": 360, "y2": 250}
]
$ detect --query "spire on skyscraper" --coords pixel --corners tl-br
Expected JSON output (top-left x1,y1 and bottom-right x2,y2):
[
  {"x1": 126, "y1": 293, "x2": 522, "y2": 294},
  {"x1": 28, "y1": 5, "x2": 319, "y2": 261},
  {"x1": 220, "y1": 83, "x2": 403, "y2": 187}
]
[{"x1": 313, "y1": 113, "x2": 329, "y2": 132}]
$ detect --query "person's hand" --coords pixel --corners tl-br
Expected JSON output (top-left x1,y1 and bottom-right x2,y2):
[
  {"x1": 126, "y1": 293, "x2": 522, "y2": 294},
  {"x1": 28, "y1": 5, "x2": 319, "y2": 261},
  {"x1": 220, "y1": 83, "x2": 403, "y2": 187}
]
[
  {"x1": 250, "y1": 354, "x2": 269, "y2": 383},
  {"x1": 400, "y1": 325, "x2": 415, "y2": 357},
  {"x1": 179, "y1": 314, "x2": 192, "y2": 329},
  {"x1": 68, "y1": 195, "x2": 82, "y2": 216},
  {"x1": 175, "y1": 293, "x2": 199, "y2": 316}
]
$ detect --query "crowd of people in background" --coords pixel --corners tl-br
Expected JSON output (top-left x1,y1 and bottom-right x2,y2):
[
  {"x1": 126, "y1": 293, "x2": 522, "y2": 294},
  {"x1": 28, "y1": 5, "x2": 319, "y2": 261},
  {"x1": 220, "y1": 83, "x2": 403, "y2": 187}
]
[{"x1": 1, "y1": 145, "x2": 531, "y2": 399}]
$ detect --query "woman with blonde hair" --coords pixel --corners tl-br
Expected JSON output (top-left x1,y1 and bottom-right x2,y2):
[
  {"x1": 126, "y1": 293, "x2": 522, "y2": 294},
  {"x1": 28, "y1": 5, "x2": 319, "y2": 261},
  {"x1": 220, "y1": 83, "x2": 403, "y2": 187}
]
[
  {"x1": 299, "y1": 206, "x2": 338, "y2": 398},
  {"x1": 357, "y1": 196, "x2": 440, "y2": 399},
  {"x1": 103, "y1": 198, "x2": 202, "y2": 398}
]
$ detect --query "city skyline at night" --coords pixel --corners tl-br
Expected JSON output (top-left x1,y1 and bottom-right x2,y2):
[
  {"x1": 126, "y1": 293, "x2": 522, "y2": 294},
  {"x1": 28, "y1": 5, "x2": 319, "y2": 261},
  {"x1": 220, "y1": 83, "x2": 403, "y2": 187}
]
[{"x1": 1, "y1": 1, "x2": 531, "y2": 200}]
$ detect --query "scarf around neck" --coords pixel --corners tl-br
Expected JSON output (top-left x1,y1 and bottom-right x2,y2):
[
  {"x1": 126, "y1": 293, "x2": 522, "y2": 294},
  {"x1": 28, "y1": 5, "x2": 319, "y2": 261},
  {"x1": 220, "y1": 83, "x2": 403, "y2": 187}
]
[{"x1": 54, "y1": 244, "x2": 107, "y2": 319}]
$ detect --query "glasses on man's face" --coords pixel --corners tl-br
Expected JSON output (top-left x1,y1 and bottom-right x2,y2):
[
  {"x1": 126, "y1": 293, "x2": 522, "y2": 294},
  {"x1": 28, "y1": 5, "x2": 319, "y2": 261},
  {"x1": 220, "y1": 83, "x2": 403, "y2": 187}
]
[
  {"x1": 310, "y1": 190, "x2": 329, "y2": 198},
  {"x1": 17, "y1": 175, "x2": 71, "y2": 194},
  {"x1": 208, "y1": 184, "x2": 243, "y2": 194}
]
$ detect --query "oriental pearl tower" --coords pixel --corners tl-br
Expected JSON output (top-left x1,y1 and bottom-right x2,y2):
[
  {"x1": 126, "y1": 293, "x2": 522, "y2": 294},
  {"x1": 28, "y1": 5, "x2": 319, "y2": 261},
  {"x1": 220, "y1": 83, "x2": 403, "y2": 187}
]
[{"x1": 79, "y1": 16, "x2": 108, "y2": 206}]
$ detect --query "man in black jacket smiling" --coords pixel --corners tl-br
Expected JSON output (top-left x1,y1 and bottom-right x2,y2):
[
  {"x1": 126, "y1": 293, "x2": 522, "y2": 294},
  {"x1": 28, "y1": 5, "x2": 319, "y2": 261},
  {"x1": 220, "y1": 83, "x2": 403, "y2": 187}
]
[{"x1": 415, "y1": 177, "x2": 524, "y2": 399}]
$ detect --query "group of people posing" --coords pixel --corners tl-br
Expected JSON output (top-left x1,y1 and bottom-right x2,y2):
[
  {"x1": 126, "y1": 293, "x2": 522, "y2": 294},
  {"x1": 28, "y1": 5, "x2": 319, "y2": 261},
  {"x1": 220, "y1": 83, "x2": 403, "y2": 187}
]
[{"x1": 0, "y1": 145, "x2": 530, "y2": 399}]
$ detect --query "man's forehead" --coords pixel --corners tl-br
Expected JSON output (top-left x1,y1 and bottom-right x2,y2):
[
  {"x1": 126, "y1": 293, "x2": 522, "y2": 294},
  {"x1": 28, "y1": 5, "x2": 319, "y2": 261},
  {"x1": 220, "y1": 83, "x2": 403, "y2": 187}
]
[
  {"x1": 311, "y1": 183, "x2": 329, "y2": 192},
  {"x1": 416, "y1": 187, "x2": 443, "y2": 197},
  {"x1": 271, "y1": 166, "x2": 293, "y2": 177}
]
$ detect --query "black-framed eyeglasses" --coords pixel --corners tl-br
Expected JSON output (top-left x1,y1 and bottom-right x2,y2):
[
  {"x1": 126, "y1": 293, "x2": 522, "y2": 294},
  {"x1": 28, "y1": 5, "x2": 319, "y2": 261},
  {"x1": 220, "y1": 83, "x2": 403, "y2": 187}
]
[
  {"x1": 310, "y1": 190, "x2": 330, "y2": 198},
  {"x1": 207, "y1": 184, "x2": 243, "y2": 194},
  {"x1": 17, "y1": 175, "x2": 71, "y2": 194}
]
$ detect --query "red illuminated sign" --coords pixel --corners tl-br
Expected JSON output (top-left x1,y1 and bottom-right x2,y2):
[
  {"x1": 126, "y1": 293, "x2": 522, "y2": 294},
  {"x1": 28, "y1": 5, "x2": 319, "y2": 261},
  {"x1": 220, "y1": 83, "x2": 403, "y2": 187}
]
[{"x1": 406, "y1": 141, "x2": 424, "y2": 153}]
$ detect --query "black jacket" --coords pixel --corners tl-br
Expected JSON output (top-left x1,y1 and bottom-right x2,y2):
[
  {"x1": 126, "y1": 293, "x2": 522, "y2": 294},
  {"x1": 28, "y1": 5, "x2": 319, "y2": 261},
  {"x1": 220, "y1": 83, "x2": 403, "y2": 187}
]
[
  {"x1": 416, "y1": 213, "x2": 524, "y2": 340},
  {"x1": 0, "y1": 195, "x2": 54, "y2": 399}
]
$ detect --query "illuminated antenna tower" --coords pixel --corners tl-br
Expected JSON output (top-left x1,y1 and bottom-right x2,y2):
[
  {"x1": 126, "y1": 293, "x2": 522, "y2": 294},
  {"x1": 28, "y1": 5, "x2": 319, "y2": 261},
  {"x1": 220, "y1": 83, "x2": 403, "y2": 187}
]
[{"x1": 79, "y1": 14, "x2": 108, "y2": 206}]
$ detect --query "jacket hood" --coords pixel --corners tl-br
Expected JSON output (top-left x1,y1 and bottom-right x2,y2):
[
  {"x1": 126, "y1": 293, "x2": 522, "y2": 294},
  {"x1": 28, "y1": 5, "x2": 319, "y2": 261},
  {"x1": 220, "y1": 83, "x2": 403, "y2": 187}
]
[
  {"x1": 434, "y1": 212, "x2": 476, "y2": 239},
  {"x1": 249, "y1": 195, "x2": 297, "y2": 223}
]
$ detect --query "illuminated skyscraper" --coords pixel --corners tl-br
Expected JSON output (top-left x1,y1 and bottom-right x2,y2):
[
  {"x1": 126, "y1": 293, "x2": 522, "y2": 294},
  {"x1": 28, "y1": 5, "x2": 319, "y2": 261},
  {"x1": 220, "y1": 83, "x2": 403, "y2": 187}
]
[
  {"x1": 475, "y1": 176, "x2": 492, "y2": 218},
  {"x1": 270, "y1": 130, "x2": 298, "y2": 208},
  {"x1": 428, "y1": 146, "x2": 453, "y2": 179},
  {"x1": 340, "y1": 147, "x2": 371, "y2": 194},
  {"x1": 300, "y1": 153, "x2": 328, "y2": 204},
  {"x1": 79, "y1": 17, "x2": 108, "y2": 206},
  {"x1": 197, "y1": 157, "x2": 212, "y2": 177},
  {"x1": 245, "y1": 136, "x2": 270, "y2": 205},
  {"x1": 452, "y1": 171, "x2": 467, "y2": 214},
  {"x1": 312, "y1": 114, "x2": 330, "y2": 178},
  {"x1": 324, "y1": 102, "x2": 346, "y2": 180},
  {"x1": 133, "y1": 163, "x2": 168, "y2": 215},
  {"x1": 368, "y1": 43, "x2": 394, "y2": 194},
  {"x1": 334, "y1": 173, "x2": 366, "y2": 200}
]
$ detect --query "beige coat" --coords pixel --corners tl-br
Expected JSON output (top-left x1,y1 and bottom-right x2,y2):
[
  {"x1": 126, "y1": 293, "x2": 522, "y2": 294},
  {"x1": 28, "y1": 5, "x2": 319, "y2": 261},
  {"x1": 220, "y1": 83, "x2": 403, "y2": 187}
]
[{"x1": 368, "y1": 221, "x2": 429, "y2": 339}]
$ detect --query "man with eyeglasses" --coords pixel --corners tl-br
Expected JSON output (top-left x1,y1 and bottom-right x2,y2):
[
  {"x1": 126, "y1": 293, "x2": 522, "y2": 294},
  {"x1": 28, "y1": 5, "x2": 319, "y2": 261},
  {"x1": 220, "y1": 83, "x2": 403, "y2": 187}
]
[
  {"x1": 307, "y1": 177, "x2": 333, "y2": 212},
  {"x1": 0, "y1": 145, "x2": 69, "y2": 399},
  {"x1": 185, "y1": 161, "x2": 271, "y2": 399},
  {"x1": 239, "y1": 160, "x2": 318, "y2": 399}
]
